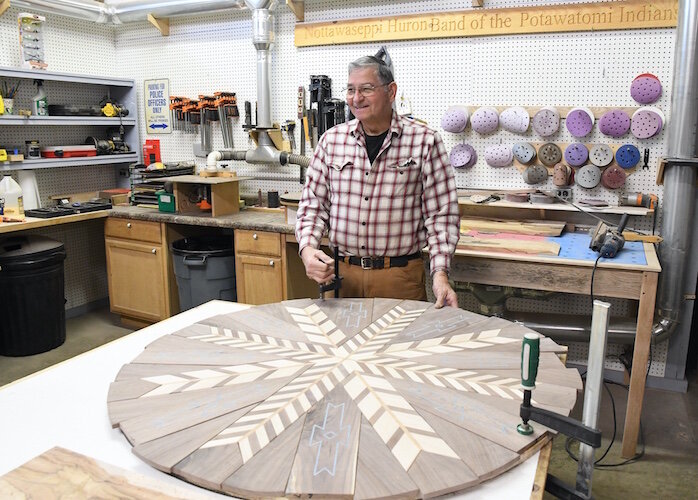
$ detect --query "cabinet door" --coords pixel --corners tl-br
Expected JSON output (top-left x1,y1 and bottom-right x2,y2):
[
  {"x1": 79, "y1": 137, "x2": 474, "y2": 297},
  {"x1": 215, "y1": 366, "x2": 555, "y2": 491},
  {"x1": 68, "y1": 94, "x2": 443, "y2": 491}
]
[
  {"x1": 236, "y1": 254, "x2": 283, "y2": 305},
  {"x1": 105, "y1": 237, "x2": 168, "y2": 322}
]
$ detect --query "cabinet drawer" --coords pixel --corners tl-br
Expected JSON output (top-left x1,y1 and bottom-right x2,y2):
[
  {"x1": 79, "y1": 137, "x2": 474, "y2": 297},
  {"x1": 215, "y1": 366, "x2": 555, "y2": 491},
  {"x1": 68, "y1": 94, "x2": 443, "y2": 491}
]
[
  {"x1": 235, "y1": 229, "x2": 281, "y2": 257},
  {"x1": 105, "y1": 218, "x2": 162, "y2": 243}
]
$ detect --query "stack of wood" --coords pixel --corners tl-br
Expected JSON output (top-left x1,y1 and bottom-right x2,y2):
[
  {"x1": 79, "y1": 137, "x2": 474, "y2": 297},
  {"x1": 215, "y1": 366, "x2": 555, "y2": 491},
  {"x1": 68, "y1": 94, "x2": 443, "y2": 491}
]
[{"x1": 458, "y1": 217, "x2": 565, "y2": 255}]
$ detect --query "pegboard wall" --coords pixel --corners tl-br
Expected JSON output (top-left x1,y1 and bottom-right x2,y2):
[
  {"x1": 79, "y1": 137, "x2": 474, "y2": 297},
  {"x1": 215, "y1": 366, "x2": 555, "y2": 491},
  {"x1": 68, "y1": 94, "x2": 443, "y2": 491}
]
[{"x1": 0, "y1": 0, "x2": 675, "y2": 375}]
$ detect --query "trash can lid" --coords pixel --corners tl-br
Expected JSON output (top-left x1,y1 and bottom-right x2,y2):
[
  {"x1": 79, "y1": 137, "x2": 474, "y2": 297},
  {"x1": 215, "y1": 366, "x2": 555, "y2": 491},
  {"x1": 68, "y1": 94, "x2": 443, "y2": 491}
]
[
  {"x1": 171, "y1": 235, "x2": 233, "y2": 257},
  {"x1": 0, "y1": 235, "x2": 65, "y2": 263}
]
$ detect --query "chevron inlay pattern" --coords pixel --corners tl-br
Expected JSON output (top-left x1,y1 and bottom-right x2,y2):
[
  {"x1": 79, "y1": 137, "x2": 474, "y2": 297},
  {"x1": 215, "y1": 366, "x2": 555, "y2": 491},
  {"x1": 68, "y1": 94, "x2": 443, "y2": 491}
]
[{"x1": 109, "y1": 299, "x2": 578, "y2": 499}]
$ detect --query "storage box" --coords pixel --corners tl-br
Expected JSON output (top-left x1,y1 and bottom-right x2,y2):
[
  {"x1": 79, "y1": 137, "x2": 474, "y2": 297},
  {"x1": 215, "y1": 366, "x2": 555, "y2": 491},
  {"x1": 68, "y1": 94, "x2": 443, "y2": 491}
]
[
  {"x1": 157, "y1": 190, "x2": 176, "y2": 213},
  {"x1": 41, "y1": 145, "x2": 97, "y2": 158}
]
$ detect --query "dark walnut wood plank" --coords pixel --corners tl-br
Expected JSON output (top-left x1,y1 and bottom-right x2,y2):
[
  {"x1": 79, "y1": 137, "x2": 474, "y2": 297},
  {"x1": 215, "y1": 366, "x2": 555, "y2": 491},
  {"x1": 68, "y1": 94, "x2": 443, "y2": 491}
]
[
  {"x1": 108, "y1": 299, "x2": 580, "y2": 498},
  {"x1": 286, "y1": 385, "x2": 362, "y2": 497},
  {"x1": 354, "y1": 416, "x2": 419, "y2": 500},
  {"x1": 221, "y1": 416, "x2": 306, "y2": 498}
]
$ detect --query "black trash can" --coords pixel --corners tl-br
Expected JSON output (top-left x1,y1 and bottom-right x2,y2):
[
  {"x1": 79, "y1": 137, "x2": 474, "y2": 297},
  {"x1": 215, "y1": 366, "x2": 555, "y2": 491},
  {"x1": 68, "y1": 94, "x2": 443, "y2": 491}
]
[
  {"x1": 0, "y1": 235, "x2": 67, "y2": 356},
  {"x1": 171, "y1": 235, "x2": 236, "y2": 311}
]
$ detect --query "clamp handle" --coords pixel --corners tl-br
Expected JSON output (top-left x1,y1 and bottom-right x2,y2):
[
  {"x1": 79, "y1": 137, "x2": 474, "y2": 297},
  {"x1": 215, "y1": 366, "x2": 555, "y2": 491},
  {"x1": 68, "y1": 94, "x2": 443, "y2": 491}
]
[{"x1": 521, "y1": 333, "x2": 540, "y2": 389}]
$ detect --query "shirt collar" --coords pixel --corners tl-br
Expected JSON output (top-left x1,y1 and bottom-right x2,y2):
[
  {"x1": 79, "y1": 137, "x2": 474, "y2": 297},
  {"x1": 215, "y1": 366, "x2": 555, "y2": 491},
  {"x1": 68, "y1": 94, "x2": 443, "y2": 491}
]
[{"x1": 350, "y1": 111, "x2": 403, "y2": 140}]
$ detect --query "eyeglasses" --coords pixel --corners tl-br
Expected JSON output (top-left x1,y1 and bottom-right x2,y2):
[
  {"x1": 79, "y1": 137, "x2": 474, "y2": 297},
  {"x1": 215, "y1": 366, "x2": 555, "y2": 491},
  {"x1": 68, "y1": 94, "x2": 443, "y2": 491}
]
[{"x1": 344, "y1": 82, "x2": 392, "y2": 98}]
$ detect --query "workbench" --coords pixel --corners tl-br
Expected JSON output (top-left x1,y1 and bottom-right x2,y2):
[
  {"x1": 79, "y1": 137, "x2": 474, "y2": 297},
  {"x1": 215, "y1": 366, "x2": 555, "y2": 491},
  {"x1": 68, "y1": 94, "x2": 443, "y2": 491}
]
[
  {"x1": 450, "y1": 240, "x2": 661, "y2": 458},
  {"x1": 0, "y1": 300, "x2": 547, "y2": 499}
]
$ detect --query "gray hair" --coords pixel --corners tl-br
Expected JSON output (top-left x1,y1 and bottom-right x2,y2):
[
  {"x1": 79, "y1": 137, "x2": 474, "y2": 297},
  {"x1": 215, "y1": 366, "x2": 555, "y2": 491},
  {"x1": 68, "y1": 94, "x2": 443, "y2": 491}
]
[{"x1": 348, "y1": 55, "x2": 394, "y2": 85}]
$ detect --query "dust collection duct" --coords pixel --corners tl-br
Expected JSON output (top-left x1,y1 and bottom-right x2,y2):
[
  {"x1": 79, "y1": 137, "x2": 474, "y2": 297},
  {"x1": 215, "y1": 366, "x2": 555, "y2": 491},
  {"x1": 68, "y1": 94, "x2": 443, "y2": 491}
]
[{"x1": 13, "y1": 0, "x2": 697, "y2": 363}]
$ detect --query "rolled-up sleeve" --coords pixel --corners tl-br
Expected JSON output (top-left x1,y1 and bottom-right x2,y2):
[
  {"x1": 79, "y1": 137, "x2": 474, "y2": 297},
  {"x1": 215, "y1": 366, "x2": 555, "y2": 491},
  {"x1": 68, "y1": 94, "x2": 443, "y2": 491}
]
[
  {"x1": 295, "y1": 136, "x2": 331, "y2": 254},
  {"x1": 420, "y1": 131, "x2": 459, "y2": 275}
]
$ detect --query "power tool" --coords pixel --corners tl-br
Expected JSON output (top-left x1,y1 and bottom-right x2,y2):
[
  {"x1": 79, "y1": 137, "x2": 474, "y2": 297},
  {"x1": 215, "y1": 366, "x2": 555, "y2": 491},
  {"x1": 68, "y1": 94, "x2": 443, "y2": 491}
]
[{"x1": 589, "y1": 213, "x2": 630, "y2": 258}]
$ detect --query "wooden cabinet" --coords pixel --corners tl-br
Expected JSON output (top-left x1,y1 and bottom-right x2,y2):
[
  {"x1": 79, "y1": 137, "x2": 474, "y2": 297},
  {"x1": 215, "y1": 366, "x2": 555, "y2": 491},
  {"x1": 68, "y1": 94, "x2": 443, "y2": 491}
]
[
  {"x1": 235, "y1": 229, "x2": 285, "y2": 305},
  {"x1": 105, "y1": 218, "x2": 177, "y2": 325}
]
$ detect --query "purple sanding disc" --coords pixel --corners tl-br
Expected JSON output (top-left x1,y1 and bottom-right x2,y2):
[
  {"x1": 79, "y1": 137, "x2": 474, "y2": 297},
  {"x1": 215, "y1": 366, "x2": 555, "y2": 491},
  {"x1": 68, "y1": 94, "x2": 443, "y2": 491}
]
[
  {"x1": 630, "y1": 75, "x2": 662, "y2": 104},
  {"x1": 470, "y1": 107, "x2": 499, "y2": 134},
  {"x1": 598, "y1": 110, "x2": 631, "y2": 138},
  {"x1": 484, "y1": 145, "x2": 512, "y2": 167},
  {"x1": 441, "y1": 107, "x2": 468, "y2": 133},
  {"x1": 631, "y1": 110, "x2": 662, "y2": 139},
  {"x1": 450, "y1": 143, "x2": 476, "y2": 168},
  {"x1": 566, "y1": 109, "x2": 594, "y2": 137},
  {"x1": 532, "y1": 108, "x2": 560, "y2": 137},
  {"x1": 564, "y1": 143, "x2": 589, "y2": 167}
]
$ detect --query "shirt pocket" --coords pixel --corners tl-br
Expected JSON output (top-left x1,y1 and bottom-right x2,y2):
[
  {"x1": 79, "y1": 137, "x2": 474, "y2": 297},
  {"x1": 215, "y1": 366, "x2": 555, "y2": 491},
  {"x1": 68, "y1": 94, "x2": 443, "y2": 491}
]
[
  {"x1": 328, "y1": 158, "x2": 355, "y2": 196},
  {"x1": 384, "y1": 156, "x2": 422, "y2": 197}
]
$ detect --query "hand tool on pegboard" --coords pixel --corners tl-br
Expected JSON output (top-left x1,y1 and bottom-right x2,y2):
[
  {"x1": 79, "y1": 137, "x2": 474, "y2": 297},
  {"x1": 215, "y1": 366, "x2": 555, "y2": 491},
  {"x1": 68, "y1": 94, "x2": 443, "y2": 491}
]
[
  {"x1": 214, "y1": 91, "x2": 238, "y2": 149},
  {"x1": 182, "y1": 99, "x2": 199, "y2": 134},
  {"x1": 642, "y1": 148, "x2": 650, "y2": 170},
  {"x1": 195, "y1": 95, "x2": 218, "y2": 157},
  {"x1": 282, "y1": 120, "x2": 296, "y2": 152},
  {"x1": 297, "y1": 86, "x2": 306, "y2": 156},
  {"x1": 319, "y1": 247, "x2": 342, "y2": 300},
  {"x1": 170, "y1": 96, "x2": 188, "y2": 132}
]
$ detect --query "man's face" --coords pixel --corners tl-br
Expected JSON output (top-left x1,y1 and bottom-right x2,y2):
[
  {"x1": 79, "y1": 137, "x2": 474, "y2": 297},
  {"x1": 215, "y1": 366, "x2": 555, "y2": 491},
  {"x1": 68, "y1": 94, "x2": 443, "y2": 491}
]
[{"x1": 347, "y1": 67, "x2": 396, "y2": 128}]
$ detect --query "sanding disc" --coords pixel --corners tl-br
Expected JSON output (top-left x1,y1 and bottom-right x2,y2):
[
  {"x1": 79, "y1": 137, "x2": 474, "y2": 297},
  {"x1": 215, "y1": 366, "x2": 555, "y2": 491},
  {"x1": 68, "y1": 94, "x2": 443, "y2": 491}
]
[
  {"x1": 499, "y1": 106, "x2": 530, "y2": 134},
  {"x1": 450, "y1": 143, "x2": 477, "y2": 168},
  {"x1": 630, "y1": 108, "x2": 663, "y2": 139},
  {"x1": 630, "y1": 73, "x2": 662, "y2": 104},
  {"x1": 576, "y1": 164, "x2": 602, "y2": 188},
  {"x1": 513, "y1": 142, "x2": 536, "y2": 164},
  {"x1": 539, "y1": 142, "x2": 562, "y2": 166},
  {"x1": 601, "y1": 165, "x2": 627, "y2": 189},
  {"x1": 615, "y1": 144, "x2": 641, "y2": 169},
  {"x1": 589, "y1": 144, "x2": 614, "y2": 167},
  {"x1": 553, "y1": 162, "x2": 572, "y2": 186},
  {"x1": 529, "y1": 192, "x2": 557, "y2": 204},
  {"x1": 505, "y1": 192, "x2": 530, "y2": 203},
  {"x1": 470, "y1": 106, "x2": 499, "y2": 134},
  {"x1": 532, "y1": 107, "x2": 560, "y2": 137},
  {"x1": 484, "y1": 144, "x2": 513, "y2": 167},
  {"x1": 598, "y1": 109, "x2": 631, "y2": 138},
  {"x1": 564, "y1": 143, "x2": 589, "y2": 167},
  {"x1": 522, "y1": 165, "x2": 548, "y2": 185},
  {"x1": 566, "y1": 107, "x2": 595, "y2": 138},
  {"x1": 441, "y1": 106, "x2": 469, "y2": 133}
]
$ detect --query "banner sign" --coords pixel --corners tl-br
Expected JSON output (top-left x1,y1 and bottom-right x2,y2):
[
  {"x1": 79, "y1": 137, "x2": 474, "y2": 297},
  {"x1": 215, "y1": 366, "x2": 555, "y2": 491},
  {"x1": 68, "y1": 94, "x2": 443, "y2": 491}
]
[
  {"x1": 295, "y1": 0, "x2": 678, "y2": 47},
  {"x1": 144, "y1": 78, "x2": 171, "y2": 134}
]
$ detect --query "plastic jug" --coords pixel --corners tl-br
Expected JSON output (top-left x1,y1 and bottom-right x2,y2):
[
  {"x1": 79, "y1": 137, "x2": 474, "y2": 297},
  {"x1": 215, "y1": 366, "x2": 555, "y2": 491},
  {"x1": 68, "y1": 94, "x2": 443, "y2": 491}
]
[
  {"x1": 0, "y1": 175, "x2": 24, "y2": 217},
  {"x1": 17, "y1": 170, "x2": 40, "y2": 210}
]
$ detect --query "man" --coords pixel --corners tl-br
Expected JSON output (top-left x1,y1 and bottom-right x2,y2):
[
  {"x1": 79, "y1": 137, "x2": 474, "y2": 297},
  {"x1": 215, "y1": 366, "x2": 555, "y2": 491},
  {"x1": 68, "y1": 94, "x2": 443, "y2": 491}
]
[{"x1": 295, "y1": 55, "x2": 459, "y2": 308}]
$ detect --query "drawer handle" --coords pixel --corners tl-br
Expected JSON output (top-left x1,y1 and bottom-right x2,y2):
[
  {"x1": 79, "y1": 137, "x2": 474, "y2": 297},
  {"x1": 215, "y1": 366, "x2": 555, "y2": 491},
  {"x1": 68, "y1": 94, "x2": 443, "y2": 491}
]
[
  {"x1": 253, "y1": 233, "x2": 258, "y2": 240},
  {"x1": 127, "y1": 222, "x2": 132, "y2": 228},
  {"x1": 269, "y1": 260, "x2": 274, "y2": 267},
  {"x1": 152, "y1": 248, "x2": 157, "y2": 254}
]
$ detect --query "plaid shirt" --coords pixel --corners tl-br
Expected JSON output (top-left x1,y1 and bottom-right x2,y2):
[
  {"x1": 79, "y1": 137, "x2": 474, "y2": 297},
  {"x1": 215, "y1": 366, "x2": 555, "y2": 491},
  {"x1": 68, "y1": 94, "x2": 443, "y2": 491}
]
[{"x1": 296, "y1": 112, "x2": 459, "y2": 275}]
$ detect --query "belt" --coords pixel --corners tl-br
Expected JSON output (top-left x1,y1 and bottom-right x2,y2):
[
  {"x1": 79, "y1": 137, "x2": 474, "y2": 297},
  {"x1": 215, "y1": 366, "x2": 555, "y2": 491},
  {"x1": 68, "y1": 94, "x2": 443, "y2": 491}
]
[{"x1": 342, "y1": 252, "x2": 421, "y2": 270}]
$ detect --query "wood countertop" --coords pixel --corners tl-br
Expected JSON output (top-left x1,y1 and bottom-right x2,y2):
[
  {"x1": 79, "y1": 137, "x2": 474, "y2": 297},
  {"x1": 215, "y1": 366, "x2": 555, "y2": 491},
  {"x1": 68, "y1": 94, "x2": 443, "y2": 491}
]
[{"x1": 0, "y1": 210, "x2": 110, "y2": 235}]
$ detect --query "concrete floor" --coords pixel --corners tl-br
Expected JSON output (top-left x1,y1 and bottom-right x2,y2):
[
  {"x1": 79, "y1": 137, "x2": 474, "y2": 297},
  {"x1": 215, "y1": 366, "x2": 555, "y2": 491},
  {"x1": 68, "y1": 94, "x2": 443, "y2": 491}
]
[
  {"x1": 1, "y1": 310, "x2": 696, "y2": 498},
  {"x1": 0, "y1": 308, "x2": 133, "y2": 387}
]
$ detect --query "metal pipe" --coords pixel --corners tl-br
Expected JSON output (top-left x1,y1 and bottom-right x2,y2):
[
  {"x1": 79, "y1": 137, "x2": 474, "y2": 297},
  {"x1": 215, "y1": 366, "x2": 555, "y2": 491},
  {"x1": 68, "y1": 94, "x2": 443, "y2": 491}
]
[
  {"x1": 249, "y1": 3, "x2": 276, "y2": 129},
  {"x1": 576, "y1": 300, "x2": 610, "y2": 498},
  {"x1": 11, "y1": 0, "x2": 107, "y2": 22},
  {"x1": 505, "y1": 311, "x2": 637, "y2": 345},
  {"x1": 654, "y1": 0, "x2": 698, "y2": 343},
  {"x1": 108, "y1": 0, "x2": 245, "y2": 23}
]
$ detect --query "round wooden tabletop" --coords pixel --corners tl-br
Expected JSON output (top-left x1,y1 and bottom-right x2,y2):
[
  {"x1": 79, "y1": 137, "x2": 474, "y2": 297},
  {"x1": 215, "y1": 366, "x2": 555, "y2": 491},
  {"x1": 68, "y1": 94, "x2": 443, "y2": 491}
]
[{"x1": 108, "y1": 298, "x2": 580, "y2": 498}]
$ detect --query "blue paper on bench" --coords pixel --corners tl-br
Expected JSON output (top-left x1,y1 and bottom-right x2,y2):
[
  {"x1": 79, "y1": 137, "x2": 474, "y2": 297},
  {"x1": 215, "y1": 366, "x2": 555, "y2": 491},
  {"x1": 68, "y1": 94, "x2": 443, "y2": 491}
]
[{"x1": 550, "y1": 232, "x2": 647, "y2": 266}]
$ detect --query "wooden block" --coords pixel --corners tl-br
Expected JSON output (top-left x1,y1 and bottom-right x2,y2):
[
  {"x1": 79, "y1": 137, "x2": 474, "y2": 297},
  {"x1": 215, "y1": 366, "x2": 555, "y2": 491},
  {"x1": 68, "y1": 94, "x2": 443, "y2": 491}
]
[
  {"x1": 457, "y1": 232, "x2": 561, "y2": 255},
  {"x1": 147, "y1": 13, "x2": 170, "y2": 36},
  {"x1": 0, "y1": 447, "x2": 207, "y2": 500},
  {"x1": 460, "y1": 217, "x2": 566, "y2": 236}
]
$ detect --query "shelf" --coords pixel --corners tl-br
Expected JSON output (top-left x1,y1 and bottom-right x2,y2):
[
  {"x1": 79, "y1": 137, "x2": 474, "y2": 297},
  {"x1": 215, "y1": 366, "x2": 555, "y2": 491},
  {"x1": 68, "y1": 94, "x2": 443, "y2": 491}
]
[
  {"x1": 0, "y1": 115, "x2": 137, "y2": 126},
  {"x1": 1, "y1": 153, "x2": 139, "y2": 170},
  {"x1": 0, "y1": 66, "x2": 134, "y2": 87},
  {"x1": 0, "y1": 210, "x2": 110, "y2": 235},
  {"x1": 458, "y1": 197, "x2": 653, "y2": 216}
]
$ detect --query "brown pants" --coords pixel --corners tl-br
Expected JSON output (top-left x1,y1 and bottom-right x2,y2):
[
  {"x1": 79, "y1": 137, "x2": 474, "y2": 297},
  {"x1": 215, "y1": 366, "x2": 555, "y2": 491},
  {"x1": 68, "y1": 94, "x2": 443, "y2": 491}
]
[{"x1": 337, "y1": 258, "x2": 427, "y2": 301}]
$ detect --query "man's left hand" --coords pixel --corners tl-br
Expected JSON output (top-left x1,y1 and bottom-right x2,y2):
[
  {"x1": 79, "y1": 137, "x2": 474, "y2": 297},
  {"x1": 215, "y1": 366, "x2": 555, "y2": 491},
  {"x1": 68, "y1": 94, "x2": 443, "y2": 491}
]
[{"x1": 432, "y1": 271, "x2": 457, "y2": 309}]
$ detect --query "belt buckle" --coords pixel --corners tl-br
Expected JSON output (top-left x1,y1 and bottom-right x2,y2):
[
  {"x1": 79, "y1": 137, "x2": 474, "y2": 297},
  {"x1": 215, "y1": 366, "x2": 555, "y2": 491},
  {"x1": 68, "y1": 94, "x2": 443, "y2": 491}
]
[{"x1": 360, "y1": 257, "x2": 372, "y2": 270}]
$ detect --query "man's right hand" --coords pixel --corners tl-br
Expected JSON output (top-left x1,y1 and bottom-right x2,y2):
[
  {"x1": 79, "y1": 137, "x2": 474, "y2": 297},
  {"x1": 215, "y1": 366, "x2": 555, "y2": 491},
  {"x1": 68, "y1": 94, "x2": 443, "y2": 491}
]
[{"x1": 300, "y1": 247, "x2": 335, "y2": 284}]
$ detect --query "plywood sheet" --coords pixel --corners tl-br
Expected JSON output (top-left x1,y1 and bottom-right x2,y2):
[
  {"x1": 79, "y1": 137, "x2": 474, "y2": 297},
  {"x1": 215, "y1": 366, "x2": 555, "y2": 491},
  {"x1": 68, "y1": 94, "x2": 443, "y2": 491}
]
[{"x1": 108, "y1": 299, "x2": 579, "y2": 498}]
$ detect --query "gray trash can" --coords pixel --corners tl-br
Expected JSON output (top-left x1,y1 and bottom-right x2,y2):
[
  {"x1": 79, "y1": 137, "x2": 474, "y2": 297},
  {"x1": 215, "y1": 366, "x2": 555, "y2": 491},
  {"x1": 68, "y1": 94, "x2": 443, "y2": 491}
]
[
  {"x1": 171, "y1": 236, "x2": 236, "y2": 311},
  {"x1": 0, "y1": 235, "x2": 66, "y2": 356}
]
